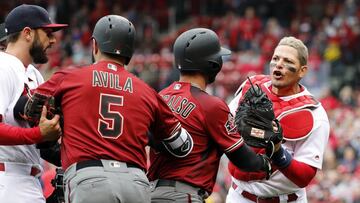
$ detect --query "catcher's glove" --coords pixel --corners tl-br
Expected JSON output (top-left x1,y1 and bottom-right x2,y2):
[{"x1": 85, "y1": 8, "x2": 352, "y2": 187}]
[
  {"x1": 23, "y1": 93, "x2": 59, "y2": 127},
  {"x1": 235, "y1": 78, "x2": 283, "y2": 157}
]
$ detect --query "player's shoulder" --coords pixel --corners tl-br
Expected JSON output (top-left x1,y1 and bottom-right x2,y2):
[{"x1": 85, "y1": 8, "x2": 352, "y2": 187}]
[
  {"x1": 194, "y1": 89, "x2": 228, "y2": 113},
  {"x1": 52, "y1": 64, "x2": 91, "y2": 78},
  {"x1": 0, "y1": 52, "x2": 24, "y2": 71},
  {"x1": 311, "y1": 103, "x2": 329, "y2": 122}
]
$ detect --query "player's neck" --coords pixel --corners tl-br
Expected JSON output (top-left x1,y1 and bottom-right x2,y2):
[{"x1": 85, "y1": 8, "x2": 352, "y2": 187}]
[
  {"x1": 179, "y1": 74, "x2": 206, "y2": 90},
  {"x1": 5, "y1": 43, "x2": 32, "y2": 67},
  {"x1": 270, "y1": 84, "x2": 301, "y2": 96},
  {"x1": 96, "y1": 53, "x2": 125, "y2": 67}
]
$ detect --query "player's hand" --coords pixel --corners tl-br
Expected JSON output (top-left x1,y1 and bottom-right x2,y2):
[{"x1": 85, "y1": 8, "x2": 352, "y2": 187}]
[
  {"x1": 272, "y1": 121, "x2": 282, "y2": 152},
  {"x1": 39, "y1": 106, "x2": 62, "y2": 141}
]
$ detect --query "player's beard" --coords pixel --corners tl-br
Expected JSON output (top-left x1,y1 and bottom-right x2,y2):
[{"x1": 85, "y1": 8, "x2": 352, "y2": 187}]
[{"x1": 30, "y1": 32, "x2": 48, "y2": 64}]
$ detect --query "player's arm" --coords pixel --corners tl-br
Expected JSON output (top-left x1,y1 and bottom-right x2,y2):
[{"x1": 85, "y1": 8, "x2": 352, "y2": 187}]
[
  {"x1": 0, "y1": 68, "x2": 60, "y2": 144},
  {"x1": 270, "y1": 120, "x2": 329, "y2": 187},
  {"x1": 268, "y1": 145, "x2": 317, "y2": 188},
  {"x1": 0, "y1": 119, "x2": 42, "y2": 145},
  {"x1": 226, "y1": 143, "x2": 271, "y2": 173},
  {"x1": 152, "y1": 93, "x2": 193, "y2": 158},
  {"x1": 0, "y1": 106, "x2": 61, "y2": 145},
  {"x1": 161, "y1": 123, "x2": 193, "y2": 158}
]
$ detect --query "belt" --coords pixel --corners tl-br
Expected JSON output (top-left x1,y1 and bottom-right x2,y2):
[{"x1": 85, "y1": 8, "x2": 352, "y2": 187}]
[
  {"x1": 75, "y1": 160, "x2": 144, "y2": 171},
  {"x1": 156, "y1": 179, "x2": 177, "y2": 187},
  {"x1": 0, "y1": 163, "x2": 41, "y2": 177},
  {"x1": 155, "y1": 179, "x2": 208, "y2": 199},
  {"x1": 232, "y1": 182, "x2": 298, "y2": 203}
]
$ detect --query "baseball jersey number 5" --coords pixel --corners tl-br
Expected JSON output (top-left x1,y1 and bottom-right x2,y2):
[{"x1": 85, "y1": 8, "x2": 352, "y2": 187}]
[{"x1": 98, "y1": 93, "x2": 124, "y2": 139}]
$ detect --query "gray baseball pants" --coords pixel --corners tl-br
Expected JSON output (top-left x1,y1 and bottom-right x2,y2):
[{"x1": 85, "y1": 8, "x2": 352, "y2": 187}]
[
  {"x1": 64, "y1": 159, "x2": 150, "y2": 203},
  {"x1": 150, "y1": 179, "x2": 208, "y2": 203}
]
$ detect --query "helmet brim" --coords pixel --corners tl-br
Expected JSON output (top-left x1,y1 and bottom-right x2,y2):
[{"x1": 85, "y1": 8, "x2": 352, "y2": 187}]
[{"x1": 220, "y1": 47, "x2": 231, "y2": 56}]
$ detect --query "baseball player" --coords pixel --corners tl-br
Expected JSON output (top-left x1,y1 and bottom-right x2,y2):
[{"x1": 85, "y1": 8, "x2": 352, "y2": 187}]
[
  {"x1": 0, "y1": 4, "x2": 66, "y2": 203},
  {"x1": 28, "y1": 15, "x2": 193, "y2": 203},
  {"x1": 226, "y1": 36, "x2": 330, "y2": 203},
  {"x1": 148, "y1": 28, "x2": 278, "y2": 203},
  {"x1": 0, "y1": 21, "x2": 59, "y2": 145}
]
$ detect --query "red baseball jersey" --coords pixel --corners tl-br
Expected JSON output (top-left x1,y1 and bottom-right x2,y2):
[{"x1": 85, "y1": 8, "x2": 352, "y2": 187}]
[
  {"x1": 35, "y1": 61, "x2": 180, "y2": 170},
  {"x1": 148, "y1": 82, "x2": 244, "y2": 193}
]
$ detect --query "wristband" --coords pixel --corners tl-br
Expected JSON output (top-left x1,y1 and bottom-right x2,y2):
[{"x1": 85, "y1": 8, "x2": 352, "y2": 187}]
[{"x1": 271, "y1": 147, "x2": 292, "y2": 168}]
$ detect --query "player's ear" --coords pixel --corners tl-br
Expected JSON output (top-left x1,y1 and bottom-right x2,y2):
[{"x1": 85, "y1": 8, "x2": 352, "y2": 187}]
[
  {"x1": 23, "y1": 27, "x2": 33, "y2": 41},
  {"x1": 299, "y1": 65, "x2": 308, "y2": 79},
  {"x1": 92, "y1": 38, "x2": 99, "y2": 54}
]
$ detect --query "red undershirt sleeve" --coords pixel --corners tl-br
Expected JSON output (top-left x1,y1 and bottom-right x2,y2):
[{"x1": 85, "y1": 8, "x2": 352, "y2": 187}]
[
  {"x1": 280, "y1": 159, "x2": 317, "y2": 188},
  {"x1": 0, "y1": 123, "x2": 43, "y2": 145}
]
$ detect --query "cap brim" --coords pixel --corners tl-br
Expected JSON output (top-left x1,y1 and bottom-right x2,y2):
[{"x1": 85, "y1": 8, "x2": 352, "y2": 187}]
[
  {"x1": 220, "y1": 47, "x2": 231, "y2": 56},
  {"x1": 41, "y1": 23, "x2": 68, "y2": 32}
]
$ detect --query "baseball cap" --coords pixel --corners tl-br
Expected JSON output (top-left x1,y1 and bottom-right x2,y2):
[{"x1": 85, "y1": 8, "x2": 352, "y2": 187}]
[{"x1": 4, "y1": 4, "x2": 68, "y2": 35}]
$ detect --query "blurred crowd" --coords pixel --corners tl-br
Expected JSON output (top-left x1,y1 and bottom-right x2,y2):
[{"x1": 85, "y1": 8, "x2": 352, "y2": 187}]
[{"x1": 1, "y1": 0, "x2": 360, "y2": 202}]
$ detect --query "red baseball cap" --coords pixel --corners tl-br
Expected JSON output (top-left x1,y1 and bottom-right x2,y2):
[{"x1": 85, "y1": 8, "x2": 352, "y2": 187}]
[{"x1": 4, "y1": 4, "x2": 68, "y2": 35}]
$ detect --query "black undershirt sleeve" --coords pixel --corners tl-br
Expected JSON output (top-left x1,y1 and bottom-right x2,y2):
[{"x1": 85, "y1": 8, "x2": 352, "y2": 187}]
[{"x1": 226, "y1": 144, "x2": 265, "y2": 172}]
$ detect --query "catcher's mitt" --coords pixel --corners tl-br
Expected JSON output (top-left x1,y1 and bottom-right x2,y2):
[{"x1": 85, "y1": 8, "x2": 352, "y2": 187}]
[
  {"x1": 23, "y1": 93, "x2": 60, "y2": 127},
  {"x1": 235, "y1": 78, "x2": 283, "y2": 157}
]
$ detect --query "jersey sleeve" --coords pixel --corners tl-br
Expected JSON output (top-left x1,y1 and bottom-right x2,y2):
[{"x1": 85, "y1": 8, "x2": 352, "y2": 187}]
[
  {"x1": 152, "y1": 93, "x2": 181, "y2": 140},
  {"x1": 291, "y1": 108, "x2": 330, "y2": 169},
  {"x1": 205, "y1": 101, "x2": 243, "y2": 153},
  {"x1": 0, "y1": 123, "x2": 42, "y2": 145}
]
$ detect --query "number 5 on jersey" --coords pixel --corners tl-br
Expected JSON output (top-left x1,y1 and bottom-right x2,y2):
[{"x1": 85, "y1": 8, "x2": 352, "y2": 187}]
[{"x1": 98, "y1": 93, "x2": 123, "y2": 139}]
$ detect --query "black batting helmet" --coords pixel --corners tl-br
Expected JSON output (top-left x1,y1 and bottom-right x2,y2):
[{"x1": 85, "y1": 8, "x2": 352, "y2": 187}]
[
  {"x1": 173, "y1": 28, "x2": 231, "y2": 83},
  {"x1": 92, "y1": 15, "x2": 136, "y2": 65}
]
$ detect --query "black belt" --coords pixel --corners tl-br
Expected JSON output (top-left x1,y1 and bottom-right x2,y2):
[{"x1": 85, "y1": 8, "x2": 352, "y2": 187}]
[
  {"x1": 76, "y1": 160, "x2": 143, "y2": 171},
  {"x1": 155, "y1": 179, "x2": 208, "y2": 199},
  {"x1": 155, "y1": 179, "x2": 177, "y2": 187}
]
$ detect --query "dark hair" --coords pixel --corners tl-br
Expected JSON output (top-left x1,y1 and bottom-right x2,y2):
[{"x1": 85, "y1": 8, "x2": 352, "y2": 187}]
[{"x1": 6, "y1": 32, "x2": 20, "y2": 43}]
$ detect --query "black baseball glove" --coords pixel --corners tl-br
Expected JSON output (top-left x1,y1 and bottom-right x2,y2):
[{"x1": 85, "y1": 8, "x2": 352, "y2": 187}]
[
  {"x1": 235, "y1": 78, "x2": 283, "y2": 157},
  {"x1": 14, "y1": 92, "x2": 63, "y2": 164},
  {"x1": 25, "y1": 93, "x2": 63, "y2": 162},
  {"x1": 14, "y1": 92, "x2": 60, "y2": 127}
]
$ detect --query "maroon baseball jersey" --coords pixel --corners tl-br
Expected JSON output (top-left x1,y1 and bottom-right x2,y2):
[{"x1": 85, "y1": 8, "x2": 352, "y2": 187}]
[
  {"x1": 148, "y1": 82, "x2": 244, "y2": 193},
  {"x1": 35, "y1": 61, "x2": 180, "y2": 170}
]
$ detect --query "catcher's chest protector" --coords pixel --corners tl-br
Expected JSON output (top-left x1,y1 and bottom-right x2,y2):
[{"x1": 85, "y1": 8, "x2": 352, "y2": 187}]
[{"x1": 242, "y1": 75, "x2": 320, "y2": 141}]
